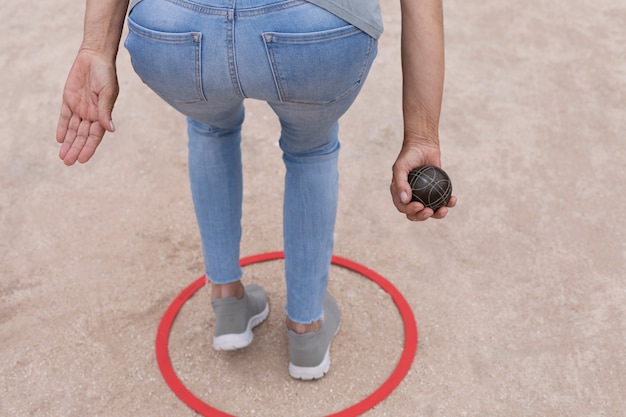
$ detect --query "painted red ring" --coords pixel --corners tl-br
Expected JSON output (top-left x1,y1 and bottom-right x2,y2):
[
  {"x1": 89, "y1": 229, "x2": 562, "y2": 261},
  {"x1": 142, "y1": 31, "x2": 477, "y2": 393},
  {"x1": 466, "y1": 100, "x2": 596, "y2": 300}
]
[{"x1": 155, "y1": 252, "x2": 418, "y2": 417}]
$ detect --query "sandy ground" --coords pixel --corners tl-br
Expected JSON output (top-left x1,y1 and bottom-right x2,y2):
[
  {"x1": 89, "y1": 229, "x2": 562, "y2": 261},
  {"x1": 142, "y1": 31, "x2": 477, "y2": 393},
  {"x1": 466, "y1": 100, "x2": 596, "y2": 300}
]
[{"x1": 1, "y1": 0, "x2": 625, "y2": 416}]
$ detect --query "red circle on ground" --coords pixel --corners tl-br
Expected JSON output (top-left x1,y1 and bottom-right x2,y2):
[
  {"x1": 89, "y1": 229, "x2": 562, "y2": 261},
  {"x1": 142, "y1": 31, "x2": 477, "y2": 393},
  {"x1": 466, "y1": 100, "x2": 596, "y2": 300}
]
[{"x1": 155, "y1": 252, "x2": 418, "y2": 417}]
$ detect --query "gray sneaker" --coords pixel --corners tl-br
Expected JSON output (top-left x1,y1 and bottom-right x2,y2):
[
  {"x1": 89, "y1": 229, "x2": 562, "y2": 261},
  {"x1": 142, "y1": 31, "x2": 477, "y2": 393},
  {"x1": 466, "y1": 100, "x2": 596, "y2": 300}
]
[
  {"x1": 288, "y1": 292, "x2": 341, "y2": 380},
  {"x1": 211, "y1": 284, "x2": 269, "y2": 351}
]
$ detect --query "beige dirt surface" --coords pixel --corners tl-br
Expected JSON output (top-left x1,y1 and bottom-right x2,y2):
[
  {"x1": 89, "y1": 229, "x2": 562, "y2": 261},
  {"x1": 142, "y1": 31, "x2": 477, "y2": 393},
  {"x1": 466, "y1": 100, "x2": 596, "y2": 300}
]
[{"x1": 1, "y1": 0, "x2": 625, "y2": 416}]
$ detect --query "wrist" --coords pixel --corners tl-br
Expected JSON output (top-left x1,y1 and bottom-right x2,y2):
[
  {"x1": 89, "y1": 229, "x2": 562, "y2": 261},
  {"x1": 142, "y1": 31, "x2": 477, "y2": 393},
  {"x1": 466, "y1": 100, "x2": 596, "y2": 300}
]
[
  {"x1": 80, "y1": 28, "x2": 123, "y2": 60},
  {"x1": 78, "y1": 44, "x2": 119, "y2": 63},
  {"x1": 403, "y1": 99, "x2": 440, "y2": 139},
  {"x1": 403, "y1": 122, "x2": 440, "y2": 148}
]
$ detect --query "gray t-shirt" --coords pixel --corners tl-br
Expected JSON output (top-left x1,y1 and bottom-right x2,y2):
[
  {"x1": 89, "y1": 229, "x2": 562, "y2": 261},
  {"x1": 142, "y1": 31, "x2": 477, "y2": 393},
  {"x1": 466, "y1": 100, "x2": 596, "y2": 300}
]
[
  {"x1": 305, "y1": 0, "x2": 383, "y2": 39},
  {"x1": 128, "y1": 0, "x2": 383, "y2": 38}
]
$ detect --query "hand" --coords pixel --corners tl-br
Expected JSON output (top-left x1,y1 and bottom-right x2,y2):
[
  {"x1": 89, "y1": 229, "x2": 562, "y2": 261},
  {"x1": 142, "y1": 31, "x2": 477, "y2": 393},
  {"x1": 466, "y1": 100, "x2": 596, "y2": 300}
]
[
  {"x1": 390, "y1": 138, "x2": 457, "y2": 221},
  {"x1": 56, "y1": 49, "x2": 119, "y2": 165}
]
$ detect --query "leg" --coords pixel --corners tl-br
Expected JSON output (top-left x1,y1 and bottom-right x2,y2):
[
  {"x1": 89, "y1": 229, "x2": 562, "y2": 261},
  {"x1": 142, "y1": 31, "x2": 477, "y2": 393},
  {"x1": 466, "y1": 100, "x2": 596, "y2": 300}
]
[
  {"x1": 277, "y1": 115, "x2": 340, "y2": 326},
  {"x1": 271, "y1": 88, "x2": 376, "y2": 329},
  {"x1": 271, "y1": 98, "x2": 361, "y2": 379},
  {"x1": 187, "y1": 114, "x2": 247, "y2": 302},
  {"x1": 188, "y1": 109, "x2": 272, "y2": 350},
  {"x1": 233, "y1": 0, "x2": 377, "y2": 327},
  {"x1": 125, "y1": 0, "x2": 270, "y2": 350},
  {"x1": 253, "y1": 8, "x2": 379, "y2": 328},
  {"x1": 282, "y1": 142, "x2": 337, "y2": 332},
  {"x1": 187, "y1": 112, "x2": 245, "y2": 287},
  {"x1": 125, "y1": 0, "x2": 249, "y2": 285},
  {"x1": 256, "y1": 3, "x2": 378, "y2": 379}
]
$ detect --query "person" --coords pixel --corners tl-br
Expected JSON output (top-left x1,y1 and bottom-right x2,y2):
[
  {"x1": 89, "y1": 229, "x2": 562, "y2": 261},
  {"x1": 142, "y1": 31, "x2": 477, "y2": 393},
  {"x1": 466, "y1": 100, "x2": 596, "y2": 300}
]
[{"x1": 56, "y1": 0, "x2": 456, "y2": 380}]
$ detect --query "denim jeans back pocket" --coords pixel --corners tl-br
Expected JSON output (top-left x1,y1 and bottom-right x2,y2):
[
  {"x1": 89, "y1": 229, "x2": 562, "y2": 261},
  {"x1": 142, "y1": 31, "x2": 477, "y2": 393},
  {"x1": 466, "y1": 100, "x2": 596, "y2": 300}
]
[
  {"x1": 262, "y1": 25, "x2": 376, "y2": 105},
  {"x1": 125, "y1": 17, "x2": 206, "y2": 104}
]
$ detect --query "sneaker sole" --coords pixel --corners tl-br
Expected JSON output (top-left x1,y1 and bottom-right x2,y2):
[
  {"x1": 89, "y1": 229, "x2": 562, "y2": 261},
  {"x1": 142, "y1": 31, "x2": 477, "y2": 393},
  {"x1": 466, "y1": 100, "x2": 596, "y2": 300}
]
[
  {"x1": 213, "y1": 302, "x2": 269, "y2": 351},
  {"x1": 288, "y1": 347, "x2": 331, "y2": 380}
]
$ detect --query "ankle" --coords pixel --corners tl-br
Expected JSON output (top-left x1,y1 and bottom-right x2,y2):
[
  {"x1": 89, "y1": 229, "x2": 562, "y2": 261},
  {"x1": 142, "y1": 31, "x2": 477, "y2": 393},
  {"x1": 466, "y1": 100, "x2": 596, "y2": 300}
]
[
  {"x1": 286, "y1": 318, "x2": 321, "y2": 334},
  {"x1": 211, "y1": 281, "x2": 244, "y2": 301}
]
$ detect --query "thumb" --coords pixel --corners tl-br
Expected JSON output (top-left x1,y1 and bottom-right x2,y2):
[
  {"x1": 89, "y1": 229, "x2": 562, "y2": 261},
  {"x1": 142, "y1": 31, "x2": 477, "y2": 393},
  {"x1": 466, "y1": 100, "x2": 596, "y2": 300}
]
[
  {"x1": 391, "y1": 168, "x2": 414, "y2": 208},
  {"x1": 98, "y1": 103, "x2": 115, "y2": 133},
  {"x1": 391, "y1": 181, "x2": 420, "y2": 214},
  {"x1": 98, "y1": 84, "x2": 118, "y2": 132}
]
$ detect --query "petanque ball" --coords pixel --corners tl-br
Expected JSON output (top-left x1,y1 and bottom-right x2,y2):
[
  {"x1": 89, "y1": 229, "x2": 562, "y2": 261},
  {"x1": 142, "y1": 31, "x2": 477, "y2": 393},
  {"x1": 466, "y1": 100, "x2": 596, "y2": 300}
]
[{"x1": 407, "y1": 165, "x2": 452, "y2": 211}]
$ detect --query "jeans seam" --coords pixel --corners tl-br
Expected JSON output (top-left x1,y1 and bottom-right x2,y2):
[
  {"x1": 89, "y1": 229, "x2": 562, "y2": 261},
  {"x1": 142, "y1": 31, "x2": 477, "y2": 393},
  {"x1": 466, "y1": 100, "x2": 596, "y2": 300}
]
[
  {"x1": 234, "y1": 0, "x2": 306, "y2": 17},
  {"x1": 262, "y1": 35, "x2": 285, "y2": 101},
  {"x1": 194, "y1": 33, "x2": 207, "y2": 101},
  {"x1": 227, "y1": 9, "x2": 246, "y2": 99},
  {"x1": 164, "y1": 0, "x2": 229, "y2": 16},
  {"x1": 163, "y1": 0, "x2": 305, "y2": 16},
  {"x1": 263, "y1": 26, "x2": 361, "y2": 44}
]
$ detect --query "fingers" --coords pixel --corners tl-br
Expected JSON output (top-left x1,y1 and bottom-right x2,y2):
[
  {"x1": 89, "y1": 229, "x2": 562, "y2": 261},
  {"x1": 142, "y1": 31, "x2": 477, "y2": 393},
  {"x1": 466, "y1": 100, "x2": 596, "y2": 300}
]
[
  {"x1": 77, "y1": 123, "x2": 105, "y2": 163},
  {"x1": 58, "y1": 113, "x2": 80, "y2": 164},
  {"x1": 399, "y1": 202, "x2": 436, "y2": 222},
  {"x1": 56, "y1": 104, "x2": 72, "y2": 144},
  {"x1": 404, "y1": 204, "x2": 450, "y2": 222},
  {"x1": 57, "y1": 112, "x2": 105, "y2": 166},
  {"x1": 391, "y1": 177, "x2": 457, "y2": 221},
  {"x1": 412, "y1": 195, "x2": 456, "y2": 221},
  {"x1": 446, "y1": 195, "x2": 458, "y2": 209}
]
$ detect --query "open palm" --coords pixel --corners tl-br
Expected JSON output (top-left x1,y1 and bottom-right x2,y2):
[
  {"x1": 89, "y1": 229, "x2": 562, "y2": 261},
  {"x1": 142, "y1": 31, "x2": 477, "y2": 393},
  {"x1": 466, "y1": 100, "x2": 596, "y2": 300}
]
[{"x1": 56, "y1": 49, "x2": 119, "y2": 165}]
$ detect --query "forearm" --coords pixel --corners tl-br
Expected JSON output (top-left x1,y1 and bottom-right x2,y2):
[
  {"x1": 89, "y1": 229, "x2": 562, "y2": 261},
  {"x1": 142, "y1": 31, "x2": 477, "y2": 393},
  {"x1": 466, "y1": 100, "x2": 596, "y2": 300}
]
[
  {"x1": 80, "y1": 0, "x2": 130, "y2": 59},
  {"x1": 400, "y1": 0, "x2": 444, "y2": 145}
]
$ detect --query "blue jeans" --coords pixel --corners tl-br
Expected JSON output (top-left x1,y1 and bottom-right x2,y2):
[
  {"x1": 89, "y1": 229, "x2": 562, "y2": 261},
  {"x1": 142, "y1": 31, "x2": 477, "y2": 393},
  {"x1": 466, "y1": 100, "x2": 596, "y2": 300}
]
[{"x1": 124, "y1": 0, "x2": 377, "y2": 323}]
